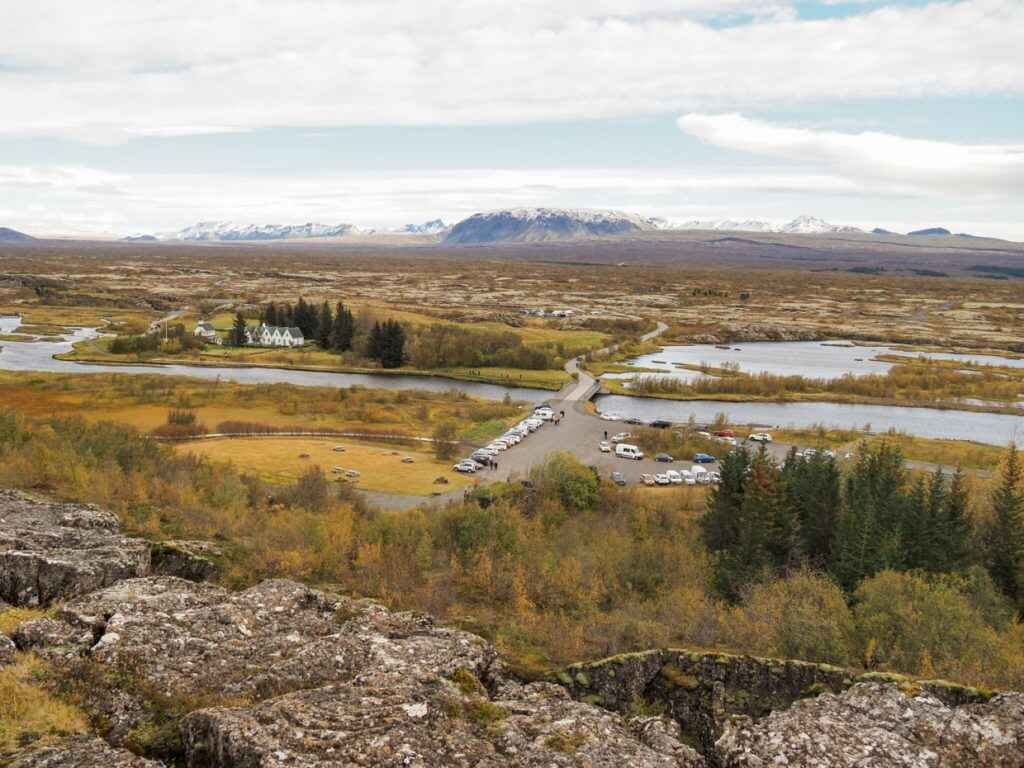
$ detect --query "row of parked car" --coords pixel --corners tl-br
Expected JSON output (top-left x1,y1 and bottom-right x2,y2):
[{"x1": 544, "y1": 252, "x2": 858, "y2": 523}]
[
  {"x1": 642, "y1": 467, "x2": 721, "y2": 486},
  {"x1": 453, "y1": 404, "x2": 555, "y2": 473}
]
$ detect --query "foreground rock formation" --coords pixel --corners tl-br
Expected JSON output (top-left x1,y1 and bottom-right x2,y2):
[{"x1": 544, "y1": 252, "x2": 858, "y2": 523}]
[
  {"x1": 2, "y1": 489, "x2": 1023, "y2": 767},
  {"x1": 0, "y1": 490, "x2": 218, "y2": 606}
]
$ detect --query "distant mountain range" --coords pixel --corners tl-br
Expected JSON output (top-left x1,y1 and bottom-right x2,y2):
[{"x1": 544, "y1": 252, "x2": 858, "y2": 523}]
[
  {"x1": 0, "y1": 226, "x2": 33, "y2": 242},
  {"x1": 660, "y1": 214, "x2": 864, "y2": 235},
  {"x1": 444, "y1": 207, "x2": 656, "y2": 244},
  {"x1": 171, "y1": 221, "x2": 372, "y2": 241},
  {"x1": 399, "y1": 219, "x2": 448, "y2": 235}
]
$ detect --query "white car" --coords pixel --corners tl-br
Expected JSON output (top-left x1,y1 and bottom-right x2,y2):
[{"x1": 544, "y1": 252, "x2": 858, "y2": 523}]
[
  {"x1": 501, "y1": 433, "x2": 521, "y2": 445},
  {"x1": 748, "y1": 432, "x2": 773, "y2": 443},
  {"x1": 610, "y1": 432, "x2": 632, "y2": 444},
  {"x1": 641, "y1": 474, "x2": 656, "y2": 486},
  {"x1": 599, "y1": 441, "x2": 612, "y2": 453},
  {"x1": 665, "y1": 470, "x2": 683, "y2": 485},
  {"x1": 615, "y1": 444, "x2": 644, "y2": 460},
  {"x1": 680, "y1": 470, "x2": 697, "y2": 486},
  {"x1": 600, "y1": 412, "x2": 622, "y2": 421},
  {"x1": 488, "y1": 441, "x2": 509, "y2": 452},
  {"x1": 453, "y1": 461, "x2": 478, "y2": 473},
  {"x1": 654, "y1": 473, "x2": 671, "y2": 485},
  {"x1": 534, "y1": 408, "x2": 554, "y2": 421}
]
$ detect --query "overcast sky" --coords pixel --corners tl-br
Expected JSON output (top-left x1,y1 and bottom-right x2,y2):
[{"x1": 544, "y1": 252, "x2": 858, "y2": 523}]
[{"x1": 2, "y1": 0, "x2": 1022, "y2": 238}]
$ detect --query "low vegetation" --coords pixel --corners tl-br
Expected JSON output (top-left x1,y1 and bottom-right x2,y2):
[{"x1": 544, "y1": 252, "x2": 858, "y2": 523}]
[{"x1": 2, "y1": 405, "x2": 1023, "y2": 691}]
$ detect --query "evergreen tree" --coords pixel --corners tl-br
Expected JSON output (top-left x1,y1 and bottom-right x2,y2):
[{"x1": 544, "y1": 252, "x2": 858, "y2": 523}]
[
  {"x1": 380, "y1": 319, "x2": 406, "y2": 368},
  {"x1": 317, "y1": 301, "x2": 333, "y2": 348},
  {"x1": 901, "y1": 475, "x2": 931, "y2": 570},
  {"x1": 367, "y1": 321, "x2": 384, "y2": 361},
  {"x1": 829, "y1": 442, "x2": 905, "y2": 591},
  {"x1": 782, "y1": 449, "x2": 841, "y2": 566},
  {"x1": 293, "y1": 297, "x2": 318, "y2": 338},
  {"x1": 985, "y1": 445, "x2": 1024, "y2": 606},
  {"x1": 330, "y1": 301, "x2": 355, "y2": 352},
  {"x1": 942, "y1": 466, "x2": 971, "y2": 572},
  {"x1": 700, "y1": 447, "x2": 750, "y2": 553},
  {"x1": 230, "y1": 312, "x2": 248, "y2": 347}
]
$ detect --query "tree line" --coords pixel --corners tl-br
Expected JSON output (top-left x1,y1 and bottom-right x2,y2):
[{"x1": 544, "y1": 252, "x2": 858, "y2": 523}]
[{"x1": 701, "y1": 441, "x2": 1022, "y2": 609}]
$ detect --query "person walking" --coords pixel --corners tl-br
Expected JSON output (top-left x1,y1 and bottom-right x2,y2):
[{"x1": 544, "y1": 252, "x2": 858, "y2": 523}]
[{"x1": 603, "y1": 430, "x2": 608, "y2": 440}]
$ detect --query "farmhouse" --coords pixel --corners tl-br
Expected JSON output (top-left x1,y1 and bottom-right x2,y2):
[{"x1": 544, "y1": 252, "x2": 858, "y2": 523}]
[
  {"x1": 193, "y1": 321, "x2": 222, "y2": 345},
  {"x1": 245, "y1": 323, "x2": 305, "y2": 347}
]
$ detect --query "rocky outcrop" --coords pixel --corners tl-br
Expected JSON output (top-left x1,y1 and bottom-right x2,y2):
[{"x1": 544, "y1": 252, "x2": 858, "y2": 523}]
[
  {"x1": 716, "y1": 682, "x2": 1024, "y2": 767},
  {"x1": 0, "y1": 490, "x2": 150, "y2": 607},
  {"x1": 182, "y1": 678, "x2": 706, "y2": 767},
  {"x1": 147, "y1": 539, "x2": 222, "y2": 582},
  {"x1": 7, "y1": 736, "x2": 159, "y2": 767},
  {"x1": 557, "y1": 649, "x2": 997, "y2": 760},
  {"x1": 0, "y1": 490, "x2": 218, "y2": 607},
  {"x1": 0, "y1": 632, "x2": 15, "y2": 666},
  {"x1": 15, "y1": 576, "x2": 698, "y2": 766}
]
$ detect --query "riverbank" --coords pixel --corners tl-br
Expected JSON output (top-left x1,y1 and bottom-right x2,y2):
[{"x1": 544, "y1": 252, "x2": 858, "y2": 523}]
[
  {"x1": 56, "y1": 341, "x2": 571, "y2": 391},
  {"x1": 599, "y1": 376, "x2": 1024, "y2": 416}
]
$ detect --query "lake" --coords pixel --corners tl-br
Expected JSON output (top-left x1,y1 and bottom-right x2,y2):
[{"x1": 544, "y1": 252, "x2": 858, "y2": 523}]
[{"x1": 620, "y1": 340, "x2": 1024, "y2": 381}]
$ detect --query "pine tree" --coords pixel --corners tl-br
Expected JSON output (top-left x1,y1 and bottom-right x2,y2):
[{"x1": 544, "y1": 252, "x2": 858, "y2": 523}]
[
  {"x1": 942, "y1": 466, "x2": 971, "y2": 571},
  {"x1": 231, "y1": 311, "x2": 248, "y2": 347},
  {"x1": 901, "y1": 475, "x2": 930, "y2": 570},
  {"x1": 317, "y1": 301, "x2": 333, "y2": 348},
  {"x1": 700, "y1": 447, "x2": 750, "y2": 553},
  {"x1": 367, "y1": 321, "x2": 384, "y2": 361},
  {"x1": 379, "y1": 319, "x2": 406, "y2": 368},
  {"x1": 330, "y1": 301, "x2": 355, "y2": 352},
  {"x1": 783, "y1": 449, "x2": 841, "y2": 566},
  {"x1": 985, "y1": 445, "x2": 1024, "y2": 605}
]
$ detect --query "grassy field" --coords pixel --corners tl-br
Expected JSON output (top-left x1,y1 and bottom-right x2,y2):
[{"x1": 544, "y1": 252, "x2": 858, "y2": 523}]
[
  {"x1": 0, "y1": 372, "x2": 525, "y2": 442},
  {"x1": 176, "y1": 436, "x2": 472, "y2": 495},
  {"x1": 0, "y1": 303, "x2": 154, "y2": 332}
]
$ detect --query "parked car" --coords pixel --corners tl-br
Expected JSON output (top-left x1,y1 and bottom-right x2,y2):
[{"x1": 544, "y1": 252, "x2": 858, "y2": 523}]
[
  {"x1": 713, "y1": 429, "x2": 735, "y2": 438},
  {"x1": 534, "y1": 408, "x2": 554, "y2": 421},
  {"x1": 665, "y1": 470, "x2": 683, "y2": 485},
  {"x1": 501, "y1": 433, "x2": 521, "y2": 445},
  {"x1": 693, "y1": 452, "x2": 716, "y2": 463},
  {"x1": 624, "y1": 416, "x2": 643, "y2": 425},
  {"x1": 654, "y1": 473, "x2": 671, "y2": 485},
  {"x1": 611, "y1": 471, "x2": 627, "y2": 486},
  {"x1": 803, "y1": 447, "x2": 818, "y2": 457},
  {"x1": 680, "y1": 470, "x2": 697, "y2": 486},
  {"x1": 697, "y1": 431, "x2": 712, "y2": 439},
  {"x1": 649, "y1": 419, "x2": 672, "y2": 429},
  {"x1": 615, "y1": 444, "x2": 644, "y2": 460},
  {"x1": 655, "y1": 453, "x2": 673, "y2": 463},
  {"x1": 600, "y1": 412, "x2": 622, "y2": 421},
  {"x1": 599, "y1": 441, "x2": 612, "y2": 453},
  {"x1": 453, "y1": 461, "x2": 478, "y2": 473},
  {"x1": 708, "y1": 471, "x2": 721, "y2": 484},
  {"x1": 610, "y1": 431, "x2": 632, "y2": 443},
  {"x1": 748, "y1": 432, "x2": 773, "y2": 443},
  {"x1": 641, "y1": 473, "x2": 656, "y2": 486}
]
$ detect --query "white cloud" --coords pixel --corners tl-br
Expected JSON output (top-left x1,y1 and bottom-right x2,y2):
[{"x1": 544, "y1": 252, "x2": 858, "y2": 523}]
[
  {"x1": 678, "y1": 112, "x2": 1024, "y2": 196},
  {"x1": 0, "y1": 1, "x2": 1021, "y2": 139}
]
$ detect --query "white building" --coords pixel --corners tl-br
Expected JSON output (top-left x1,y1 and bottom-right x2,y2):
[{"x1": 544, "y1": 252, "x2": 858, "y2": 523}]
[
  {"x1": 245, "y1": 323, "x2": 305, "y2": 347},
  {"x1": 193, "y1": 321, "x2": 222, "y2": 345}
]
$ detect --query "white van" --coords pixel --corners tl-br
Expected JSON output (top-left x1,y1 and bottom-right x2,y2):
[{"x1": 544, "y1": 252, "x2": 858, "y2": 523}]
[{"x1": 615, "y1": 444, "x2": 644, "y2": 460}]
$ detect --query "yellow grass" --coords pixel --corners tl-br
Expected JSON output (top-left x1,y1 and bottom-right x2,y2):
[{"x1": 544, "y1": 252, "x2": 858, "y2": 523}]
[
  {"x1": 0, "y1": 607, "x2": 49, "y2": 635},
  {"x1": 176, "y1": 436, "x2": 472, "y2": 495},
  {"x1": 0, "y1": 654, "x2": 89, "y2": 752},
  {"x1": 0, "y1": 303, "x2": 153, "y2": 330}
]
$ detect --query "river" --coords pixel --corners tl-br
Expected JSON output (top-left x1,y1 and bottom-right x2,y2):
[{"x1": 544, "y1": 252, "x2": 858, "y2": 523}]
[
  {"x1": 594, "y1": 395, "x2": 1022, "y2": 447},
  {"x1": 0, "y1": 317, "x2": 551, "y2": 403}
]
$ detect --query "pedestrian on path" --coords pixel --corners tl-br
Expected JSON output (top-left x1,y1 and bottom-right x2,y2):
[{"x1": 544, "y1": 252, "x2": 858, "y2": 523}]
[{"x1": 604, "y1": 430, "x2": 608, "y2": 440}]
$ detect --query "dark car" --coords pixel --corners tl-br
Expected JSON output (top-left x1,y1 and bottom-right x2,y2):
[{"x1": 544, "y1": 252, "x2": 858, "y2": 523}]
[
  {"x1": 655, "y1": 453, "x2": 673, "y2": 463},
  {"x1": 693, "y1": 452, "x2": 716, "y2": 464},
  {"x1": 649, "y1": 419, "x2": 672, "y2": 429},
  {"x1": 624, "y1": 416, "x2": 643, "y2": 425},
  {"x1": 611, "y1": 471, "x2": 627, "y2": 486}
]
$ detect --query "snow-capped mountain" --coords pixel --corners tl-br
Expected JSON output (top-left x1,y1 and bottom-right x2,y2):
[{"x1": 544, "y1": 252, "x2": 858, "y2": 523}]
[
  {"x1": 399, "y1": 219, "x2": 448, "y2": 235},
  {"x1": 668, "y1": 215, "x2": 862, "y2": 235},
  {"x1": 171, "y1": 221, "x2": 371, "y2": 241},
  {"x1": 444, "y1": 207, "x2": 656, "y2": 244}
]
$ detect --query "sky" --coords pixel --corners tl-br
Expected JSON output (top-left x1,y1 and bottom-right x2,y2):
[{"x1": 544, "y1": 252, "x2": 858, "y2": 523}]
[{"x1": 1, "y1": 0, "x2": 1022, "y2": 239}]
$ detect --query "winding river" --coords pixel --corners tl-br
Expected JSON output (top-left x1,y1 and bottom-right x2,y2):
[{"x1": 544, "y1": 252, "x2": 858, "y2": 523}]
[{"x1": 0, "y1": 317, "x2": 551, "y2": 403}]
